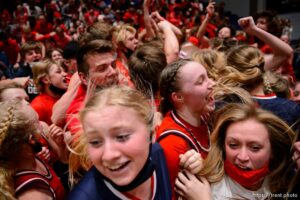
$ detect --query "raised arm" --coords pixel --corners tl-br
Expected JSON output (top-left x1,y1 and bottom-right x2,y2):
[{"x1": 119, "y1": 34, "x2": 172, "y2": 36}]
[
  {"x1": 151, "y1": 11, "x2": 183, "y2": 37},
  {"x1": 196, "y1": 1, "x2": 215, "y2": 40},
  {"x1": 0, "y1": 76, "x2": 31, "y2": 88},
  {"x1": 157, "y1": 20, "x2": 179, "y2": 63},
  {"x1": 143, "y1": 0, "x2": 156, "y2": 39},
  {"x1": 238, "y1": 16, "x2": 293, "y2": 71}
]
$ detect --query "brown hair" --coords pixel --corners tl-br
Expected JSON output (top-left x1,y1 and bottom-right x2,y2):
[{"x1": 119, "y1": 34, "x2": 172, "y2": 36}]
[
  {"x1": 20, "y1": 41, "x2": 41, "y2": 61},
  {"x1": 45, "y1": 48, "x2": 63, "y2": 60},
  {"x1": 129, "y1": 44, "x2": 167, "y2": 98},
  {"x1": 159, "y1": 59, "x2": 191, "y2": 116},
  {"x1": 77, "y1": 40, "x2": 114, "y2": 76},
  {"x1": 79, "y1": 22, "x2": 114, "y2": 46}
]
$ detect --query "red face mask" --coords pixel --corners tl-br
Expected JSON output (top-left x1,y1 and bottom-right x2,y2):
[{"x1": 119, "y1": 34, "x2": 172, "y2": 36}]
[{"x1": 224, "y1": 159, "x2": 270, "y2": 189}]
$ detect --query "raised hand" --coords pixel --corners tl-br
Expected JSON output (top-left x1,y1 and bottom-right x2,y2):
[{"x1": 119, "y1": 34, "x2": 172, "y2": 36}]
[
  {"x1": 179, "y1": 149, "x2": 203, "y2": 174},
  {"x1": 151, "y1": 11, "x2": 165, "y2": 23},
  {"x1": 238, "y1": 16, "x2": 257, "y2": 35},
  {"x1": 206, "y1": 1, "x2": 216, "y2": 18}
]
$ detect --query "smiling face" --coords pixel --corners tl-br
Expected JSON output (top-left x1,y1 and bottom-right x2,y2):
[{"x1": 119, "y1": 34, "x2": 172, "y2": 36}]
[
  {"x1": 177, "y1": 61, "x2": 215, "y2": 115},
  {"x1": 225, "y1": 118, "x2": 272, "y2": 170},
  {"x1": 84, "y1": 52, "x2": 119, "y2": 88},
  {"x1": 83, "y1": 105, "x2": 150, "y2": 186},
  {"x1": 51, "y1": 50, "x2": 63, "y2": 61},
  {"x1": 48, "y1": 63, "x2": 68, "y2": 89}
]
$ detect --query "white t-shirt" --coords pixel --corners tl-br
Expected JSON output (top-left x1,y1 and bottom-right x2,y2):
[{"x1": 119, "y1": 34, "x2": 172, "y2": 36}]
[{"x1": 211, "y1": 175, "x2": 270, "y2": 200}]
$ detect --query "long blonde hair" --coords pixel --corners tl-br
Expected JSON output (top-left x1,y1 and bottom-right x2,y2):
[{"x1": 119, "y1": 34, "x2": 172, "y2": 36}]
[
  {"x1": 32, "y1": 59, "x2": 58, "y2": 92},
  {"x1": 199, "y1": 103, "x2": 295, "y2": 193},
  {"x1": 0, "y1": 100, "x2": 38, "y2": 199}
]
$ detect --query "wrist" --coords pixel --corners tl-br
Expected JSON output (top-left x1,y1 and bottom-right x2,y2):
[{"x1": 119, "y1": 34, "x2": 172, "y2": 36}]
[
  {"x1": 206, "y1": 13, "x2": 212, "y2": 19},
  {"x1": 248, "y1": 26, "x2": 260, "y2": 36}
]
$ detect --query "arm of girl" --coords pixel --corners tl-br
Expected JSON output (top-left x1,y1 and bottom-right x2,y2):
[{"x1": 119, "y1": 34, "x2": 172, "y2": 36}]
[
  {"x1": 196, "y1": 1, "x2": 215, "y2": 40},
  {"x1": 143, "y1": 0, "x2": 156, "y2": 39},
  {"x1": 179, "y1": 149, "x2": 203, "y2": 174},
  {"x1": 175, "y1": 170, "x2": 211, "y2": 200},
  {"x1": 157, "y1": 20, "x2": 179, "y2": 63},
  {"x1": 238, "y1": 16, "x2": 293, "y2": 71}
]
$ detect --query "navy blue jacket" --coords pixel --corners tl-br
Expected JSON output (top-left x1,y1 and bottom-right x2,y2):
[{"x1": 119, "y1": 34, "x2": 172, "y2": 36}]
[
  {"x1": 68, "y1": 143, "x2": 172, "y2": 200},
  {"x1": 255, "y1": 97, "x2": 300, "y2": 127}
]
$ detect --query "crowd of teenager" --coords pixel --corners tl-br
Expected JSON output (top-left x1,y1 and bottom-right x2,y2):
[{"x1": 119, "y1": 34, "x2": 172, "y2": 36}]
[{"x1": 1, "y1": 0, "x2": 300, "y2": 199}]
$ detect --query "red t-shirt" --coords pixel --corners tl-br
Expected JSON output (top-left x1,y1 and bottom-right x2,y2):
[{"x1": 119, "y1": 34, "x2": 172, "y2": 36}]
[
  {"x1": 14, "y1": 157, "x2": 66, "y2": 200},
  {"x1": 31, "y1": 93, "x2": 60, "y2": 125},
  {"x1": 156, "y1": 111, "x2": 210, "y2": 199},
  {"x1": 115, "y1": 60, "x2": 135, "y2": 88}
]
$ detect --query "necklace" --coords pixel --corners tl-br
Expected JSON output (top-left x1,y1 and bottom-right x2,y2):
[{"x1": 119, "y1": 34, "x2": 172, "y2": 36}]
[{"x1": 171, "y1": 111, "x2": 211, "y2": 152}]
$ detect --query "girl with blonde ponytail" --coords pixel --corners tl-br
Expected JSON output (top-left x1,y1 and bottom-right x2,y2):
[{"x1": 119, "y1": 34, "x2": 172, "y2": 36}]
[{"x1": 0, "y1": 100, "x2": 65, "y2": 200}]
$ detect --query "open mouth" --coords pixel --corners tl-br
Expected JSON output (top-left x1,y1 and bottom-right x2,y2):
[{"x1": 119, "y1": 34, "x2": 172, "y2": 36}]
[
  {"x1": 236, "y1": 165, "x2": 251, "y2": 171},
  {"x1": 63, "y1": 78, "x2": 67, "y2": 83},
  {"x1": 206, "y1": 92, "x2": 215, "y2": 105},
  {"x1": 107, "y1": 161, "x2": 130, "y2": 172}
]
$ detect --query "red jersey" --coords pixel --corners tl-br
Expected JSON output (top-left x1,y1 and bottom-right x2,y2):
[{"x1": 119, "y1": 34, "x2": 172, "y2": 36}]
[
  {"x1": 14, "y1": 157, "x2": 65, "y2": 200},
  {"x1": 31, "y1": 93, "x2": 60, "y2": 125},
  {"x1": 156, "y1": 110, "x2": 210, "y2": 199}
]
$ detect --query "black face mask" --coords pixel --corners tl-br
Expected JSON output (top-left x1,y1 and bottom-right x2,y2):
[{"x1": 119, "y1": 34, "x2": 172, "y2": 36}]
[
  {"x1": 49, "y1": 84, "x2": 66, "y2": 96},
  {"x1": 97, "y1": 144, "x2": 155, "y2": 192}
]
